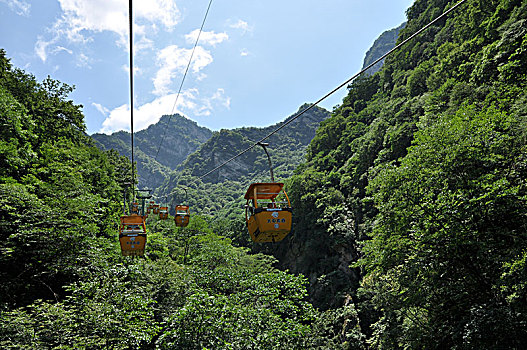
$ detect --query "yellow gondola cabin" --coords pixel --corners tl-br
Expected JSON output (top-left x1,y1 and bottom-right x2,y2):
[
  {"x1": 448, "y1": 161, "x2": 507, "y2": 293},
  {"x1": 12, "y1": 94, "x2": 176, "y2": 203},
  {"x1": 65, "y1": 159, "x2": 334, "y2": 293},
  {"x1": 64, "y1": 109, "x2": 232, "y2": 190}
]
[
  {"x1": 119, "y1": 214, "x2": 147, "y2": 256},
  {"x1": 244, "y1": 182, "x2": 292, "y2": 243},
  {"x1": 174, "y1": 205, "x2": 190, "y2": 227},
  {"x1": 159, "y1": 206, "x2": 168, "y2": 220}
]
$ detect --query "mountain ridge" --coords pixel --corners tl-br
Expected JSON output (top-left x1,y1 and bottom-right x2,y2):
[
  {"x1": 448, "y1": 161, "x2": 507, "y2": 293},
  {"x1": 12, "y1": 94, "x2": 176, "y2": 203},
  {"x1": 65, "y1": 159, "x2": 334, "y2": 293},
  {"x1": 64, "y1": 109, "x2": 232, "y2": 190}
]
[{"x1": 92, "y1": 113, "x2": 212, "y2": 188}]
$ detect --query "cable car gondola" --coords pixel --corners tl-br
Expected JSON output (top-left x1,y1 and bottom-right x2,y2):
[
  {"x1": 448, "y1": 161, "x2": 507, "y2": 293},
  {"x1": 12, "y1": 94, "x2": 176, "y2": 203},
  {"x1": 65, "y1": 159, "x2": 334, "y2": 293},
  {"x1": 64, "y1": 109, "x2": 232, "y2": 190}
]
[
  {"x1": 152, "y1": 204, "x2": 160, "y2": 215},
  {"x1": 147, "y1": 200, "x2": 154, "y2": 214},
  {"x1": 175, "y1": 205, "x2": 190, "y2": 227},
  {"x1": 174, "y1": 187, "x2": 190, "y2": 227},
  {"x1": 159, "y1": 206, "x2": 169, "y2": 220},
  {"x1": 119, "y1": 213, "x2": 147, "y2": 256},
  {"x1": 244, "y1": 142, "x2": 293, "y2": 242},
  {"x1": 245, "y1": 183, "x2": 292, "y2": 242}
]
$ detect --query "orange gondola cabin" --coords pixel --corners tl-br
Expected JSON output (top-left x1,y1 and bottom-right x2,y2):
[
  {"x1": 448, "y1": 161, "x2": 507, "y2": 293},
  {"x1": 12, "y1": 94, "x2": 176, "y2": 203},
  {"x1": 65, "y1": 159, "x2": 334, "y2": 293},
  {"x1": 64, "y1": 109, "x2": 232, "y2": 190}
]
[
  {"x1": 245, "y1": 183, "x2": 292, "y2": 243},
  {"x1": 152, "y1": 204, "x2": 160, "y2": 215},
  {"x1": 159, "y1": 206, "x2": 168, "y2": 220},
  {"x1": 174, "y1": 205, "x2": 190, "y2": 227},
  {"x1": 119, "y1": 214, "x2": 147, "y2": 256}
]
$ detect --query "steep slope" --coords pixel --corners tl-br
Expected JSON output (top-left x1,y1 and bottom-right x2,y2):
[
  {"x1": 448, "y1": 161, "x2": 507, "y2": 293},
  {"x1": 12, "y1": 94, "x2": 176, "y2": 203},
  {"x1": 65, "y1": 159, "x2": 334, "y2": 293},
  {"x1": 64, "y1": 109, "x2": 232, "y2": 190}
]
[
  {"x1": 276, "y1": 0, "x2": 527, "y2": 347},
  {"x1": 92, "y1": 114, "x2": 212, "y2": 188},
  {"x1": 155, "y1": 104, "x2": 330, "y2": 227},
  {"x1": 180, "y1": 104, "x2": 329, "y2": 183},
  {"x1": 362, "y1": 22, "x2": 406, "y2": 75}
]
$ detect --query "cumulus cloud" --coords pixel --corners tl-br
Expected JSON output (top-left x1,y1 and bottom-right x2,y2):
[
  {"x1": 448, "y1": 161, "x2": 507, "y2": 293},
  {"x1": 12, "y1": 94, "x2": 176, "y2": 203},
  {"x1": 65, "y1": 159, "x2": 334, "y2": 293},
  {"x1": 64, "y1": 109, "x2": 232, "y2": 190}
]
[
  {"x1": 35, "y1": 0, "x2": 180, "y2": 62},
  {"x1": 92, "y1": 102, "x2": 109, "y2": 116},
  {"x1": 185, "y1": 29, "x2": 228, "y2": 47},
  {"x1": 240, "y1": 48, "x2": 250, "y2": 56},
  {"x1": 229, "y1": 19, "x2": 252, "y2": 34},
  {"x1": 56, "y1": 0, "x2": 179, "y2": 40},
  {"x1": 99, "y1": 93, "x2": 190, "y2": 134},
  {"x1": 153, "y1": 45, "x2": 213, "y2": 96},
  {"x1": 0, "y1": 0, "x2": 30, "y2": 16},
  {"x1": 99, "y1": 104, "x2": 131, "y2": 134},
  {"x1": 99, "y1": 88, "x2": 230, "y2": 134}
]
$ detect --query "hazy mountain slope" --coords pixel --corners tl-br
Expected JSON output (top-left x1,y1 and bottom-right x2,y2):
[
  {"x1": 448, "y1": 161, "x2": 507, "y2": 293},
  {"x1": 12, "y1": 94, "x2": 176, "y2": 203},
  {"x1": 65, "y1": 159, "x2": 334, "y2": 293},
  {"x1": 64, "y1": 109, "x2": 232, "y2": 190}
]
[
  {"x1": 362, "y1": 22, "x2": 406, "y2": 75},
  {"x1": 92, "y1": 114, "x2": 212, "y2": 188},
  {"x1": 179, "y1": 104, "x2": 330, "y2": 183}
]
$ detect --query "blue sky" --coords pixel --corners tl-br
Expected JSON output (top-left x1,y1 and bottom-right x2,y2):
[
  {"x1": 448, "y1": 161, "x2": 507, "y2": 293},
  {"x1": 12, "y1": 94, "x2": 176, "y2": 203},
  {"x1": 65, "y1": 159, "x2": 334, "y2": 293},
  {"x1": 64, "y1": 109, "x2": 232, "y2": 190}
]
[{"x1": 0, "y1": 0, "x2": 413, "y2": 135}]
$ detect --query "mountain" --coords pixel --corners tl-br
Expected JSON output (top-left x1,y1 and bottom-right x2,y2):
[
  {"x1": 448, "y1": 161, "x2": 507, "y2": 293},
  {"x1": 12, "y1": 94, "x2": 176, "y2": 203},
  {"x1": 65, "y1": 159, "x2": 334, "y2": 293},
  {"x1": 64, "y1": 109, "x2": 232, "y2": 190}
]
[
  {"x1": 4, "y1": 0, "x2": 527, "y2": 347},
  {"x1": 275, "y1": 0, "x2": 527, "y2": 347},
  {"x1": 155, "y1": 104, "x2": 330, "y2": 222},
  {"x1": 362, "y1": 22, "x2": 406, "y2": 75},
  {"x1": 180, "y1": 104, "x2": 330, "y2": 183},
  {"x1": 92, "y1": 114, "x2": 212, "y2": 188}
]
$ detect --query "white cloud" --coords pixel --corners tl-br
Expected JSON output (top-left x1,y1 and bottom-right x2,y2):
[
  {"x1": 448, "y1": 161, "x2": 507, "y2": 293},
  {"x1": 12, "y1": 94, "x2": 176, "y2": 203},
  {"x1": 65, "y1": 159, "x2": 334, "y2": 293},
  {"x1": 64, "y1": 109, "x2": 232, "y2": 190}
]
[
  {"x1": 240, "y1": 48, "x2": 250, "y2": 56},
  {"x1": 135, "y1": 0, "x2": 179, "y2": 29},
  {"x1": 56, "y1": 0, "x2": 180, "y2": 40},
  {"x1": 229, "y1": 19, "x2": 252, "y2": 34},
  {"x1": 134, "y1": 35, "x2": 154, "y2": 52},
  {"x1": 100, "y1": 104, "x2": 130, "y2": 134},
  {"x1": 153, "y1": 45, "x2": 213, "y2": 96},
  {"x1": 211, "y1": 88, "x2": 231, "y2": 109},
  {"x1": 92, "y1": 102, "x2": 109, "y2": 115},
  {"x1": 99, "y1": 93, "x2": 190, "y2": 134},
  {"x1": 36, "y1": 0, "x2": 180, "y2": 62},
  {"x1": 121, "y1": 64, "x2": 141, "y2": 76},
  {"x1": 99, "y1": 88, "x2": 230, "y2": 134},
  {"x1": 0, "y1": 0, "x2": 30, "y2": 16},
  {"x1": 53, "y1": 46, "x2": 73, "y2": 55},
  {"x1": 185, "y1": 29, "x2": 228, "y2": 47},
  {"x1": 76, "y1": 53, "x2": 92, "y2": 68},
  {"x1": 35, "y1": 38, "x2": 52, "y2": 62}
]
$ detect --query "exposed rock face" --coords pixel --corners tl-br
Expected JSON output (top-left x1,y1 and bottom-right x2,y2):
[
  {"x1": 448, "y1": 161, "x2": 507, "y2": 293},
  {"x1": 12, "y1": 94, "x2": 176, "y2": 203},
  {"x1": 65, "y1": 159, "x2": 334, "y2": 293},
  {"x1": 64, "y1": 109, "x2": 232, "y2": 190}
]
[{"x1": 362, "y1": 22, "x2": 406, "y2": 75}]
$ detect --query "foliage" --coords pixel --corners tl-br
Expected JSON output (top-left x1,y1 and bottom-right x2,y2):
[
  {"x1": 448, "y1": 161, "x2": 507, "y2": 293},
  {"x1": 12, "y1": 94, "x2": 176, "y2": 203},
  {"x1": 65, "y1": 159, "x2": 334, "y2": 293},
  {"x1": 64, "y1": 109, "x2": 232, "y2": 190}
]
[
  {"x1": 3, "y1": 0, "x2": 527, "y2": 347},
  {"x1": 0, "y1": 49, "x2": 339, "y2": 348},
  {"x1": 267, "y1": 0, "x2": 527, "y2": 347},
  {"x1": 360, "y1": 105, "x2": 527, "y2": 348}
]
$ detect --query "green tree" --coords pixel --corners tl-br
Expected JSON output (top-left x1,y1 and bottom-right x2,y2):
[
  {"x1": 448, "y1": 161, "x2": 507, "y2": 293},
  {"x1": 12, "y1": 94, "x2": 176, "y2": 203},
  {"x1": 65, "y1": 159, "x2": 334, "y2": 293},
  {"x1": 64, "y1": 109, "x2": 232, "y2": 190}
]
[{"x1": 361, "y1": 105, "x2": 527, "y2": 348}]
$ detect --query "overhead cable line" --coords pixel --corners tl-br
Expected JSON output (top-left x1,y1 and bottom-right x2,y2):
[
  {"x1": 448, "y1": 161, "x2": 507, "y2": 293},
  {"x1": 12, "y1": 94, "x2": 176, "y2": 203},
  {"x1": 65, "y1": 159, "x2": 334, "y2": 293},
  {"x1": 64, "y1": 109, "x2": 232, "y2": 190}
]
[
  {"x1": 129, "y1": 0, "x2": 135, "y2": 198},
  {"x1": 163, "y1": 0, "x2": 468, "y2": 201},
  {"x1": 152, "y1": 0, "x2": 214, "y2": 163},
  {"x1": 188, "y1": 0, "x2": 468, "y2": 184}
]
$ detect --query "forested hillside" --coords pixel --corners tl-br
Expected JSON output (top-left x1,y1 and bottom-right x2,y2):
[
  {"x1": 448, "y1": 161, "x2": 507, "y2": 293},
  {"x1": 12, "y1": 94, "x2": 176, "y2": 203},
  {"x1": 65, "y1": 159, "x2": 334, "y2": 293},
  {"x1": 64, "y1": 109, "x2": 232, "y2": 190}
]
[
  {"x1": 362, "y1": 22, "x2": 406, "y2": 75},
  {"x1": 277, "y1": 0, "x2": 527, "y2": 348},
  {"x1": 92, "y1": 114, "x2": 212, "y2": 189},
  {"x1": 0, "y1": 50, "x2": 346, "y2": 348},
  {"x1": 2, "y1": 0, "x2": 527, "y2": 347}
]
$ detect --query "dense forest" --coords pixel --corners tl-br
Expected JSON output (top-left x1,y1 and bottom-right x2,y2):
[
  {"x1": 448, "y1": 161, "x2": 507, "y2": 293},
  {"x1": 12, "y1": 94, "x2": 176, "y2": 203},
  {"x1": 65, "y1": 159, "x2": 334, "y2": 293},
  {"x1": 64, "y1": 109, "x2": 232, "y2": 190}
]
[
  {"x1": 0, "y1": 51, "x2": 339, "y2": 348},
  {"x1": 280, "y1": 0, "x2": 527, "y2": 347},
  {"x1": 92, "y1": 114, "x2": 213, "y2": 189},
  {"x1": 1, "y1": 0, "x2": 527, "y2": 348}
]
